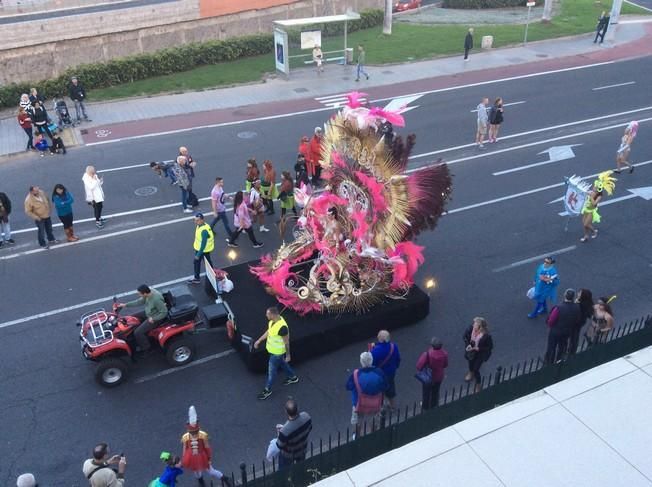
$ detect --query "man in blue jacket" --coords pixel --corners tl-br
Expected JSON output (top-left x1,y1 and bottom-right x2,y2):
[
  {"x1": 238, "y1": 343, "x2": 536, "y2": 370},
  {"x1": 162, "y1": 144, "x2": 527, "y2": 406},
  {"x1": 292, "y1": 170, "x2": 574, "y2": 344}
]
[
  {"x1": 346, "y1": 351, "x2": 387, "y2": 439},
  {"x1": 371, "y1": 330, "x2": 401, "y2": 410}
]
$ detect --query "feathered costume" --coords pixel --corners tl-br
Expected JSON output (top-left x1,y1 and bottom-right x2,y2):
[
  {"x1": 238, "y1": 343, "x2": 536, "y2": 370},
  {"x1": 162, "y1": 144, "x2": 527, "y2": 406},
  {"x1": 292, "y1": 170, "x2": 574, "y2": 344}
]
[
  {"x1": 251, "y1": 92, "x2": 452, "y2": 314},
  {"x1": 582, "y1": 170, "x2": 616, "y2": 223}
]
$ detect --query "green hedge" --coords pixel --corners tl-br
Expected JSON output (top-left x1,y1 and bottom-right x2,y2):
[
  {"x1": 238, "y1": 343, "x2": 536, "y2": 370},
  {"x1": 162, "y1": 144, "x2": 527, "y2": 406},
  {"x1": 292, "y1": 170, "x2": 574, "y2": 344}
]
[
  {"x1": 0, "y1": 9, "x2": 383, "y2": 110},
  {"x1": 443, "y1": 0, "x2": 541, "y2": 8}
]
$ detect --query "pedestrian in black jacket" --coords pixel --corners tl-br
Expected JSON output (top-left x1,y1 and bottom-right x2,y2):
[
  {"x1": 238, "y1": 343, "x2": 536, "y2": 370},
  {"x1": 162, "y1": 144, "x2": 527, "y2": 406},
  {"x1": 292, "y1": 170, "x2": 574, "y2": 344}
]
[
  {"x1": 69, "y1": 76, "x2": 90, "y2": 122},
  {"x1": 0, "y1": 191, "x2": 15, "y2": 246},
  {"x1": 544, "y1": 289, "x2": 582, "y2": 364},
  {"x1": 464, "y1": 28, "x2": 474, "y2": 61},
  {"x1": 569, "y1": 288, "x2": 594, "y2": 354},
  {"x1": 594, "y1": 12, "x2": 610, "y2": 44},
  {"x1": 463, "y1": 317, "x2": 493, "y2": 392},
  {"x1": 31, "y1": 101, "x2": 54, "y2": 141}
]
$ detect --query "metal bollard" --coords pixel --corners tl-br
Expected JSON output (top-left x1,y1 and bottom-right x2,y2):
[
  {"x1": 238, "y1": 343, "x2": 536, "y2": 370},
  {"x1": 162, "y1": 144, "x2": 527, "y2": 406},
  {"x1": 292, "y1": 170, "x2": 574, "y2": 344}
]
[{"x1": 239, "y1": 462, "x2": 247, "y2": 487}]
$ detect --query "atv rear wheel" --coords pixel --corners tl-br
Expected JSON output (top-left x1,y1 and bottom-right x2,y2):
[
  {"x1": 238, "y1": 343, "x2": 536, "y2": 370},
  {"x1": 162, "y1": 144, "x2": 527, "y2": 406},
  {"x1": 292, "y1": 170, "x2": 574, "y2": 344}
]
[
  {"x1": 95, "y1": 358, "x2": 129, "y2": 387},
  {"x1": 165, "y1": 337, "x2": 195, "y2": 366}
]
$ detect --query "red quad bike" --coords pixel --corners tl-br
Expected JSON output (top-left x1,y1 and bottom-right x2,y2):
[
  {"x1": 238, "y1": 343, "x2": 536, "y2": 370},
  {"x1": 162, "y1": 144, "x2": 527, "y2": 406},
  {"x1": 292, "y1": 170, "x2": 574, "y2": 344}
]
[{"x1": 78, "y1": 288, "x2": 200, "y2": 387}]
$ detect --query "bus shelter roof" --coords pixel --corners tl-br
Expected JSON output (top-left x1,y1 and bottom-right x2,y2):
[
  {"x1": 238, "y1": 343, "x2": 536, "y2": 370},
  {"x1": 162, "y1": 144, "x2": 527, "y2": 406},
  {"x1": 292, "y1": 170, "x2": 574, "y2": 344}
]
[{"x1": 273, "y1": 11, "x2": 360, "y2": 29}]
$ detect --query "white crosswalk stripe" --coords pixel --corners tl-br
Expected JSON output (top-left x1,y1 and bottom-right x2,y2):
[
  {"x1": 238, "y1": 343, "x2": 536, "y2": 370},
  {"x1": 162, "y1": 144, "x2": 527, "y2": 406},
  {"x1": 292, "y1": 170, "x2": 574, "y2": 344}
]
[{"x1": 314, "y1": 93, "x2": 367, "y2": 108}]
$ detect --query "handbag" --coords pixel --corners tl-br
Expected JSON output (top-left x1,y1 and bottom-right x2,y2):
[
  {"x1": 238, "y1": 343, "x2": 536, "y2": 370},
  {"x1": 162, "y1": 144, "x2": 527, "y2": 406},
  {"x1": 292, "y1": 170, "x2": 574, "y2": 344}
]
[
  {"x1": 353, "y1": 369, "x2": 383, "y2": 414},
  {"x1": 526, "y1": 286, "x2": 535, "y2": 300},
  {"x1": 415, "y1": 367, "x2": 432, "y2": 384},
  {"x1": 464, "y1": 349, "x2": 477, "y2": 361}
]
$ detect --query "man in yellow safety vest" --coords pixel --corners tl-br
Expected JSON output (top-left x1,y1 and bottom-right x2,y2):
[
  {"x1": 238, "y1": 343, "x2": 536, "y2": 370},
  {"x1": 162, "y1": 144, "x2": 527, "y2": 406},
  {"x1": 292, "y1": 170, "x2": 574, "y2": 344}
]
[
  {"x1": 254, "y1": 306, "x2": 299, "y2": 400},
  {"x1": 188, "y1": 212, "x2": 214, "y2": 285}
]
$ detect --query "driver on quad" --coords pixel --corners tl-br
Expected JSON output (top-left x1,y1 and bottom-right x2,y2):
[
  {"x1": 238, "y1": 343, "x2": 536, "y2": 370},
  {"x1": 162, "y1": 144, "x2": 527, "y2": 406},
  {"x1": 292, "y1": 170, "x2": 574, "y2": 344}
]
[{"x1": 116, "y1": 284, "x2": 168, "y2": 352}]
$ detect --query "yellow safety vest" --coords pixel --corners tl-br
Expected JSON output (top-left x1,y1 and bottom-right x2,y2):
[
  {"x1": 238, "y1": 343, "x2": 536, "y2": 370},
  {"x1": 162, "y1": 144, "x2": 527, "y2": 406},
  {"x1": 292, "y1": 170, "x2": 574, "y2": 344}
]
[
  {"x1": 266, "y1": 317, "x2": 288, "y2": 355},
  {"x1": 193, "y1": 223, "x2": 214, "y2": 253}
]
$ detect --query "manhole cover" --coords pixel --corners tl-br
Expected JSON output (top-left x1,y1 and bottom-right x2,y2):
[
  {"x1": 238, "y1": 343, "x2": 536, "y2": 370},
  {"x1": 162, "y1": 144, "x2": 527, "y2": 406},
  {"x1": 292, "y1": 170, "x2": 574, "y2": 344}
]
[
  {"x1": 294, "y1": 87, "x2": 309, "y2": 93},
  {"x1": 134, "y1": 186, "x2": 158, "y2": 196},
  {"x1": 237, "y1": 131, "x2": 258, "y2": 139},
  {"x1": 536, "y1": 54, "x2": 549, "y2": 58},
  {"x1": 382, "y1": 70, "x2": 394, "y2": 75}
]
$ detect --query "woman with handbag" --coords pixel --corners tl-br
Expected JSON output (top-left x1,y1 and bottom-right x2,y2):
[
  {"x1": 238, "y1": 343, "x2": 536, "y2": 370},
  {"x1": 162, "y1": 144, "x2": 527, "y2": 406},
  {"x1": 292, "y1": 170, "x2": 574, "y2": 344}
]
[
  {"x1": 415, "y1": 337, "x2": 448, "y2": 410},
  {"x1": 463, "y1": 317, "x2": 493, "y2": 392},
  {"x1": 82, "y1": 165, "x2": 105, "y2": 228}
]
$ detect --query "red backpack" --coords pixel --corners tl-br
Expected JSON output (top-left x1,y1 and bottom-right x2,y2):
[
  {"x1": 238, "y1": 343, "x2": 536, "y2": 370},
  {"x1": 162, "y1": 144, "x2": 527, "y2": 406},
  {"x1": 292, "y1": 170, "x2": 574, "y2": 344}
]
[{"x1": 353, "y1": 369, "x2": 383, "y2": 414}]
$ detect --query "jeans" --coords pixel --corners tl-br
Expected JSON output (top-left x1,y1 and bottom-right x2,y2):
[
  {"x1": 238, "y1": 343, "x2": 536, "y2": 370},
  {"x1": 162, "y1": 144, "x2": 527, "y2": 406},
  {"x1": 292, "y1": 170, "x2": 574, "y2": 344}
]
[
  {"x1": 23, "y1": 127, "x2": 34, "y2": 149},
  {"x1": 0, "y1": 219, "x2": 11, "y2": 241},
  {"x1": 92, "y1": 201, "x2": 103, "y2": 221},
  {"x1": 180, "y1": 187, "x2": 189, "y2": 210},
  {"x1": 36, "y1": 123, "x2": 54, "y2": 141},
  {"x1": 265, "y1": 353, "x2": 296, "y2": 390},
  {"x1": 545, "y1": 332, "x2": 569, "y2": 364},
  {"x1": 35, "y1": 217, "x2": 55, "y2": 247},
  {"x1": 194, "y1": 252, "x2": 213, "y2": 280},
  {"x1": 73, "y1": 99, "x2": 88, "y2": 120},
  {"x1": 134, "y1": 317, "x2": 164, "y2": 351},
  {"x1": 210, "y1": 211, "x2": 233, "y2": 237},
  {"x1": 464, "y1": 47, "x2": 470, "y2": 59},
  {"x1": 356, "y1": 63, "x2": 368, "y2": 80},
  {"x1": 163, "y1": 165, "x2": 177, "y2": 183}
]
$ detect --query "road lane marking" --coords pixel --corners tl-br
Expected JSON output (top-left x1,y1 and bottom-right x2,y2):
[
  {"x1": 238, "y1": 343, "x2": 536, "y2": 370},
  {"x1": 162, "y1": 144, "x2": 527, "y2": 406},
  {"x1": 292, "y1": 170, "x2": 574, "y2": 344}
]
[
  {"x1": 428, "y1": 159, "x2": 652, "y2": 214},
  {"x1": 85, "y1": 61, "x2": 616, "y2": 146},
  {"x1": 492, "y1": 145, "x2": 582, "y2": 176},
  {"x1": 0, "y1": 274, "x2": 201, "y2": 329},
  {"x1": 470, "y1": 101, "x2": 526, "y2": 112},
  {"x1": 97, "y1": 160, "x2": 173, "y2": 173},
  {"x1": 410, "y1": 106, "x2": 652, "y2": 160},
  {"x1": 4, "y1": 161, "x2": 652, "y2": 330},
  {"x1": 592, "y1": 81, "x2": 636, "y2": 91},
  {"x1": 493, "y1": 246, "x2": 577, "y2": 272},
  {"x1": 134, "y1": 349, "x2": 236, "y2": 383}
]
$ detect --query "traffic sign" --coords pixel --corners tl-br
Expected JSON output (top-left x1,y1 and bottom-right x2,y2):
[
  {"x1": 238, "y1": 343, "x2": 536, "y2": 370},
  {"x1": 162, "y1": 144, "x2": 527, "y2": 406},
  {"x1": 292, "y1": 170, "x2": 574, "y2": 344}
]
[{"x1": 526, "y1": 1, "x2": 535, "y2": 6}]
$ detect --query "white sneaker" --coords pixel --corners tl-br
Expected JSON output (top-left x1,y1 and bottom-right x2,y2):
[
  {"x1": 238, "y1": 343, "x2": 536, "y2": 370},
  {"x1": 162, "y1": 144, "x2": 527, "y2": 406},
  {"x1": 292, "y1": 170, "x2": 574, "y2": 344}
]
[
  {"x1": 260, "y1": 226, "x2": 270, "y2": 232},
  {"x1": 183, "y1": 208, "x2": 193, "y2": 213}
]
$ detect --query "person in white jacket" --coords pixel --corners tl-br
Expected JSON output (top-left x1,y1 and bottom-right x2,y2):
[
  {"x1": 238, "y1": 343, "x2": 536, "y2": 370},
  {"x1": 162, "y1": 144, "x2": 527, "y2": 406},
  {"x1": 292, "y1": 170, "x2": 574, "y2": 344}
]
[{"x1": 82, "y1": 165, "x2": 105, "y2": 228}]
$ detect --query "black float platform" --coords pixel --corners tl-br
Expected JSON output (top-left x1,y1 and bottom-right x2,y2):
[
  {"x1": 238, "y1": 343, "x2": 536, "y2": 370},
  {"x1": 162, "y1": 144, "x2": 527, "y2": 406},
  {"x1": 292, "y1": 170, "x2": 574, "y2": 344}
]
[{"x1": 208, "y1": 260, "x2": 430, "y2": 373}]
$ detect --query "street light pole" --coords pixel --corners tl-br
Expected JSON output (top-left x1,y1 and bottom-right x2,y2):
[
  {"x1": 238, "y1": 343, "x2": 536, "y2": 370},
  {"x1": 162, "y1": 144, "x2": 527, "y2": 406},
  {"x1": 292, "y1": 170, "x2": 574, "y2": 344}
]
[
  {"x1": 605, "y1": 0, "x2": 624, "y2": 42},
  {"x1": 383, "y1": 0, "x2": 393, "y2": 35},
  {"x1": 523, "y1": 1, "x2": 535, "y2": 45}
]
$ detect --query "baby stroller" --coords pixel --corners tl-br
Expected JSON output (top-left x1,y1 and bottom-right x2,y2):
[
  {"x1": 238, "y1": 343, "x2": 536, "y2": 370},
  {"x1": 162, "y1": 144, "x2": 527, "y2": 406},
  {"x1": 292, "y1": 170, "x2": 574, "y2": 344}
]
[{"x1": 54, "y1": 99, "x2": 76, "y2": 128}]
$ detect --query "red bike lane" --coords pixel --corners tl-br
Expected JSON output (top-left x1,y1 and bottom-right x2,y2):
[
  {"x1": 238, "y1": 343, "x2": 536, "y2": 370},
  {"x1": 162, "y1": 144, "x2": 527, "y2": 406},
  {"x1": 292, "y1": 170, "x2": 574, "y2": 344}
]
[{"x1": 82, "y1": 25, "x2": 652, "y2": 145}]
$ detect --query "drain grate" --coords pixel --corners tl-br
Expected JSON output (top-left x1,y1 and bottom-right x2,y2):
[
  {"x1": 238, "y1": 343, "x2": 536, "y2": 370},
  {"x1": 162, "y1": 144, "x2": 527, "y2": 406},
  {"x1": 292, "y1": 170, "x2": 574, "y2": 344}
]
[
  {"x1": 381, "y1": 70, "x2": 394, "y2": 75},
  {"x1": 536, "y1": 54, "x2": 549, "y2": 58},
  {"x1": 294, "y1": 87, "x2": 309, "y2": 93}
]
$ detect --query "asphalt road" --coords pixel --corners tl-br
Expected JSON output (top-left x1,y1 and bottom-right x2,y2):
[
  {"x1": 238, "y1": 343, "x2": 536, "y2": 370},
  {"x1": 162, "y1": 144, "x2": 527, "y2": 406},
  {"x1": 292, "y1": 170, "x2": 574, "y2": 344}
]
[{"x1": 1, "y1": 56, "x2": 651, "y2": 485}]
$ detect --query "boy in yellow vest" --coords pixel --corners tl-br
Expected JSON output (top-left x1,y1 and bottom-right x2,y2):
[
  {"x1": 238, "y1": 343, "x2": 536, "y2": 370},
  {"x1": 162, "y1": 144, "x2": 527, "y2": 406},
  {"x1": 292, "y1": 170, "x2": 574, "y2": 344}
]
[
  {"x1": 254, "y1": 306, "x2": 299, "y2": 400},
  {"x1": 188, "y1": 213, "x2": 214, "y2": 285}
]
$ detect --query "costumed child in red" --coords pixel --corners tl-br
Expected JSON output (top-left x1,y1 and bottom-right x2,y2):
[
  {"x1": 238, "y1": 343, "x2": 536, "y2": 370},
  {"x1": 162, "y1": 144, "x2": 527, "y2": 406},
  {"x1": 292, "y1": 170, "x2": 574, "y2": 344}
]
[{"x1": 181, "y1": 406, "x2": 233, "y2": 487}]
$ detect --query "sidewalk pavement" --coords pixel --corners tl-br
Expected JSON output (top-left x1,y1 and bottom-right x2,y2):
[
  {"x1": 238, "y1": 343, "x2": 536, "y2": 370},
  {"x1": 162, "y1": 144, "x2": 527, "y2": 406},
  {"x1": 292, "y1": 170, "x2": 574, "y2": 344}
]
[
  {"x1": 315, "y1": 345, "x2": 652, "y2": 487},
  {"x1": 1, "y1": 19, "x2": 651, "y2": 158}
]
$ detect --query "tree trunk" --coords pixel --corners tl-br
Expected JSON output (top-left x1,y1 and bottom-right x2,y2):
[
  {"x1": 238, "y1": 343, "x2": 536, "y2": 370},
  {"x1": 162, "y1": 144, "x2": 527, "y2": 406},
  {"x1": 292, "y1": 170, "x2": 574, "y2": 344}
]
[
  {"x1": 383, "y1": 0, "x2": 393, "y2": 35},
  {"x1": 542, "y1": 0, "x2": 553, "y2": 22}
]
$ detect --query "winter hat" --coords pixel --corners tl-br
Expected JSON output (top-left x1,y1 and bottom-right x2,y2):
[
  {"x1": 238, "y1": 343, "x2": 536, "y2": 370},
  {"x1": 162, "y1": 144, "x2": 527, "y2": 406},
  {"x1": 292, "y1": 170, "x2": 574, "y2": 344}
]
[{"x1": 17, "y1": 473, "x2": 36, "y2": 487}]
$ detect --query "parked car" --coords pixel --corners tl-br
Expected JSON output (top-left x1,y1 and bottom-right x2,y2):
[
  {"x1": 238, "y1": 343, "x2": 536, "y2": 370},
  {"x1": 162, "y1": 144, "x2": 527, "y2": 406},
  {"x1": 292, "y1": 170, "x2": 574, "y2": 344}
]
[{"x1": 393, "y1": 0, "x2": 422, "y2": 13}]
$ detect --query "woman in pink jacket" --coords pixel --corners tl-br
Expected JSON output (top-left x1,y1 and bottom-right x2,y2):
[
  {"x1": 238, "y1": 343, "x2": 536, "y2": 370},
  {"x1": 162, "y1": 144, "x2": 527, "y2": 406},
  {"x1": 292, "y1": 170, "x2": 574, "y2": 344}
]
[{"x1": 227, "y1": 191, "x2": 263, "y2": 249}]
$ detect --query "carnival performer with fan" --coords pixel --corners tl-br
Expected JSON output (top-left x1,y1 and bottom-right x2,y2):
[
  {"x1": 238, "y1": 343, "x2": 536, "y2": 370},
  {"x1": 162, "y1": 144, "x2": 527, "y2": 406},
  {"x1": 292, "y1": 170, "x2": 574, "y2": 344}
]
[
  {"x1": 322, "y1": 206, "x2": 345, "y2": 250},
  {"x1": 180, "y1": 406, "x2": 232, "y2": 487},
  {"x1": 615, "y1": 121, "x2": 638, "y2": 174},
  {"x1": 580, "y1": 171, "x2": 616, "y2": 242}
]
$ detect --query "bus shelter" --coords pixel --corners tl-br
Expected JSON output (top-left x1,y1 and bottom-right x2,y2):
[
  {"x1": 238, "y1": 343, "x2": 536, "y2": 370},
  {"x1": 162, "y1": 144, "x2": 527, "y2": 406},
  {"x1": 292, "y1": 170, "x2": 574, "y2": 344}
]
[{"x1": 272, "y1": 11, "x2": 360, "y2": 76}]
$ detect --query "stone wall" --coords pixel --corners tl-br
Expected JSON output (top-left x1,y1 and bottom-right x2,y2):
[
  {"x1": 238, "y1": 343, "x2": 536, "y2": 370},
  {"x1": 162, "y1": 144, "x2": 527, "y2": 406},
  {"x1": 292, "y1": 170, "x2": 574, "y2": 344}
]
[{"x1": 0, "y1": 0, "x2": 383, "y2": 85}]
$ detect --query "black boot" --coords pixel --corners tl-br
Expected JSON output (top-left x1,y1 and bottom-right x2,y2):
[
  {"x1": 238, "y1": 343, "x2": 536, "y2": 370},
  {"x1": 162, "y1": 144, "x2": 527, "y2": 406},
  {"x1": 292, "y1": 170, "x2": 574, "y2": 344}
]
[{"x1": 197, "y1": 477, "x2": 206, "y2": 486}]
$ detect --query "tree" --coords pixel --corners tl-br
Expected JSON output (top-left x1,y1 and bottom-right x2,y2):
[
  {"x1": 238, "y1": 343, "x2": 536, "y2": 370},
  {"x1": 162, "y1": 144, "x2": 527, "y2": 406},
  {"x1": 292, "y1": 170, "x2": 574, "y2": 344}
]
[
  {"x1": 542, "y1": 0, "x2": 553, "y2": 22},
  {"x1": 383, "y1": 0, "x2": 393, "y2": 35}
]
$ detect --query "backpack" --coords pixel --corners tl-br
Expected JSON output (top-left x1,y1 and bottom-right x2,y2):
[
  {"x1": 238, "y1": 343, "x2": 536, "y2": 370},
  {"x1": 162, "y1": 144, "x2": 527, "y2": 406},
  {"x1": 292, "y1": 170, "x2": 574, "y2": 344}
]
[{"x1": 353, "y1": 369, "x2": 383, "y2": 414}]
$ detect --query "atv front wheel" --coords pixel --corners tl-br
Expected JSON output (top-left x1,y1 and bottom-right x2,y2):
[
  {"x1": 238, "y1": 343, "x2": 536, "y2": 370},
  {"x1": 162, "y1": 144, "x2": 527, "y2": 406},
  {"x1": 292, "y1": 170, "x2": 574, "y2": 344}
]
[
  {"x1": 165, "y1": 337, "x2": 195, "y2": 366},
  {"x1": 95, "y1": 358, "x2": 128, "y2": 387}
]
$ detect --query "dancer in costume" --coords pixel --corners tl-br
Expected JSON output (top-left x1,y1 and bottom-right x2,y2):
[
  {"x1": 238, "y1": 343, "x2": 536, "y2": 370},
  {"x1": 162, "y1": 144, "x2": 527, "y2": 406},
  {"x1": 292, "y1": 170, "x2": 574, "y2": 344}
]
[
  {"x1": 528, "y1": 256, "x2": 559, "y2": 319},
  {"x1": 149, "y1": 452, "x2": 183, "y2": 487},
  {"x1": 180, "y1": 406, "x2": 233, "y2": 487},
  {"x1": 278, "y1": 171, "x2": 297, "y2": 238},
  {"x1": 245, "y1": 159, "x2": 259, "y2": 192},
  {"x1": 615, "y1": 121, "x2": 638, "y2": 174},
  {"x1": 580, "y1": 171, "x2": 616, "y2": 242}
]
